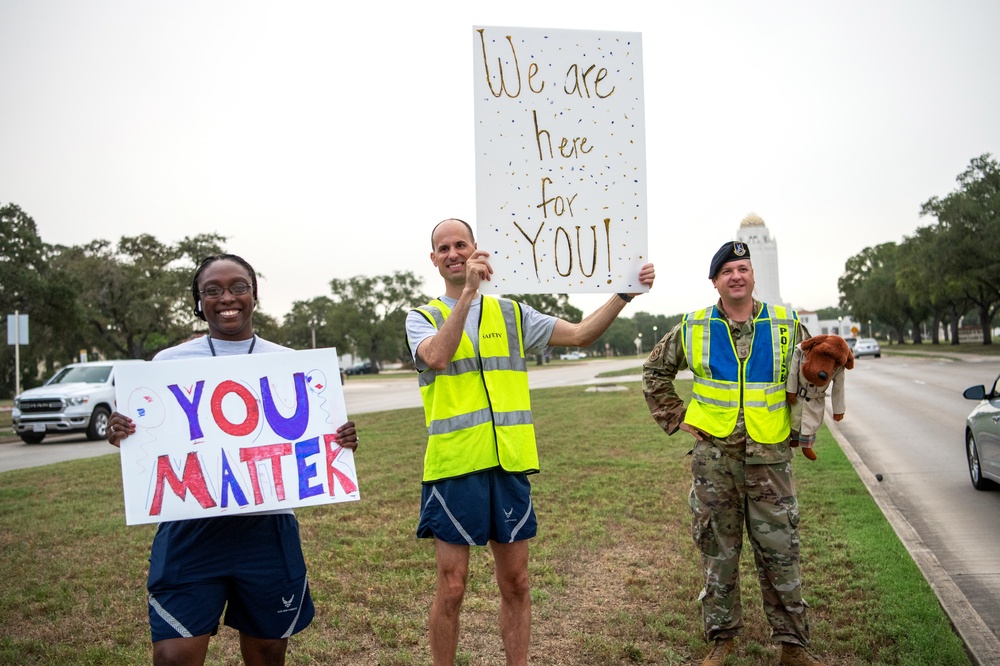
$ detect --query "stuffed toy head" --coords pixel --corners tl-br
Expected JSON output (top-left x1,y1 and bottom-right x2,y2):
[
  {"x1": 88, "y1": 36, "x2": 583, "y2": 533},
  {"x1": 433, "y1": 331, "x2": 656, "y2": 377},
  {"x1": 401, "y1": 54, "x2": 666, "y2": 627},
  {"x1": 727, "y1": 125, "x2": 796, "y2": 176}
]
[{"x1": 799, "y1": 334, "x2": 854, "y2": 385}]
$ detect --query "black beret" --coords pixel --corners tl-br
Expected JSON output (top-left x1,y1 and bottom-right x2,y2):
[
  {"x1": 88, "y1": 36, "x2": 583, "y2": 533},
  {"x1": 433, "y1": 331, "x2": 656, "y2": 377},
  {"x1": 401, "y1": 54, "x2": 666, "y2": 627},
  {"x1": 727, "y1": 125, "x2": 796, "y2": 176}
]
[{"x1": 709, "y1": 241, "x2": 751, "y2": 279}]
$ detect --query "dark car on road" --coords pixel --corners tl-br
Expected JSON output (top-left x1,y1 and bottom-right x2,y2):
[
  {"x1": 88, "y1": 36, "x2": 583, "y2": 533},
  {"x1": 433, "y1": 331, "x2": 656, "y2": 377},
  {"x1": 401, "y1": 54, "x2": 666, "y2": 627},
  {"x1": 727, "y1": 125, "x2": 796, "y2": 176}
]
[
  {"x1": 963, "y1": 372, "x2": 1000, "y2": 490},
  {"x1": 345, "y1": 361, "x2": 378, "y2": 376}
]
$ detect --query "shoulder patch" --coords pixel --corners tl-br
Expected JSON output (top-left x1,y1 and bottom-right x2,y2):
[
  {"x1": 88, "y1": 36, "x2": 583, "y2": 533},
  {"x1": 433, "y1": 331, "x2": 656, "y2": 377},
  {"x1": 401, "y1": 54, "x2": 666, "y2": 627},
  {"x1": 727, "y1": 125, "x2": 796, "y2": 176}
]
[{"x1": 648, "y1": 343, "x2": 662, "y2": 363}]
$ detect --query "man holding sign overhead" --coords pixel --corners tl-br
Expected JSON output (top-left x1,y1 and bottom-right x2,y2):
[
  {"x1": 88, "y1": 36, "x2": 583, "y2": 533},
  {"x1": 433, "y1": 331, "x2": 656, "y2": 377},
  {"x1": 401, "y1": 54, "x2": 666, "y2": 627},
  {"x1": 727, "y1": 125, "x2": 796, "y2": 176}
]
[{"x1": 406, "y1": 218, "x2": 654, "y2": 665}]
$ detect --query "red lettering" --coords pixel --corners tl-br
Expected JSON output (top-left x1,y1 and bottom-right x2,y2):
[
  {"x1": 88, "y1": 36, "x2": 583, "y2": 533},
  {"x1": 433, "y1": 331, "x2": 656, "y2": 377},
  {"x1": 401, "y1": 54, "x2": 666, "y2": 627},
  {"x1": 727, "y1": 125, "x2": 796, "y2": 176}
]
[
  {"x1": 240, "y1": 444, "x2": 292, "y2": 504},
  {"x1": 150, "y1": 452, "x2": 217, "y2": 515},
  {"x1": 211, "y1": 380, "x2": 259, "y2": 436},
  {"x1": 323, "y1": 433, "x2": 358, "y2": 495}
]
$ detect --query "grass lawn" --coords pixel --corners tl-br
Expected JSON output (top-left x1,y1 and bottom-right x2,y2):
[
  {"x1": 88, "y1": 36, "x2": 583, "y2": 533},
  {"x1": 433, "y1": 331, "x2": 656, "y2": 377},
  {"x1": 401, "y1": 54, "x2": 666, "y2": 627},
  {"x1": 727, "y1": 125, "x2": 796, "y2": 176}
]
[
  {"x1": 0, "y1": 381, "x2": 971, "y2": 665},
  {"x1": 883, "y1": 341, "x2": 1000, "y2": 357}
]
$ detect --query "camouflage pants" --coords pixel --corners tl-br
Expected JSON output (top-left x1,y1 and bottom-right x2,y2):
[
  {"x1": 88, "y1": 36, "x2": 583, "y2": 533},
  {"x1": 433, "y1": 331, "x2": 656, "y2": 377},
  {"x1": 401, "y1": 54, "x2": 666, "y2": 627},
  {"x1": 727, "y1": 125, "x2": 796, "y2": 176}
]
[{"x1": 689, "y1": 440, "x2": 810, "y2": 645}]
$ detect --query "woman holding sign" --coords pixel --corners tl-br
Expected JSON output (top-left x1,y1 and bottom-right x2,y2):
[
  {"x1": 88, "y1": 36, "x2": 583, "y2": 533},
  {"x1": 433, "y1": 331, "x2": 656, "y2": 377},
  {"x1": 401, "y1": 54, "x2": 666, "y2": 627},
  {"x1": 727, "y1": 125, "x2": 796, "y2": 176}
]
[{"x1": 108, "y1": 253, "x2": 359, "y2": 666}]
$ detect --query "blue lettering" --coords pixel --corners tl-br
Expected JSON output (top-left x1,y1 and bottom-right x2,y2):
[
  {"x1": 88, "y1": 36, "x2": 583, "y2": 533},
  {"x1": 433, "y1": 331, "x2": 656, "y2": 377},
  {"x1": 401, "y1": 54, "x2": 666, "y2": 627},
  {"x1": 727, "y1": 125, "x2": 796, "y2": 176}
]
[
  {"x1": 295, "y1": 437, "x2": 323, "y2": 499},
  {"x1": 219, "y1": 449, "x2": 249, "y2": 508},
  {"x1": 260, "y1": 373, "x2": 309, "y2": 440},
  {"x1": 168, "y1": 381, "x2": 205, "y2": 440}
]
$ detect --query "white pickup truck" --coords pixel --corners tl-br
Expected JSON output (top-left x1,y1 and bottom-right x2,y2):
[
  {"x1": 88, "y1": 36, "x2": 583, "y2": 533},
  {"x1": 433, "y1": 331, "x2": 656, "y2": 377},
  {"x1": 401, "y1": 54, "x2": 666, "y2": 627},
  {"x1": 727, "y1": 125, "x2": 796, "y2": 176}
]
[{"x1": 11, "y1": 360, "x2": 145, "y2": 444}]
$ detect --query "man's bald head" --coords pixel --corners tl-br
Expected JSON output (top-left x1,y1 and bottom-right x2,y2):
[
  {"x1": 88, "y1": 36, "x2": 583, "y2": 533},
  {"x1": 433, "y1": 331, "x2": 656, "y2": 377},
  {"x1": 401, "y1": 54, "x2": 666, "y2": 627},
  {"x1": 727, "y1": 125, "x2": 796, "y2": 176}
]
[{"x1": 430, "y1": 218, "x2": 475, "y2": 248}]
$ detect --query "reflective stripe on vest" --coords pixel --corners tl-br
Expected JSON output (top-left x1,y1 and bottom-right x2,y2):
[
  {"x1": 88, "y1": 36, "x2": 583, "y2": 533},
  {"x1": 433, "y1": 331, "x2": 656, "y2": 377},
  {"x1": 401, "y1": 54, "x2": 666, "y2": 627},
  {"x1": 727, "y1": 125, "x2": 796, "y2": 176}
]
[
  {"x1": 412, "y1": 297, "x2": 538, "y2": 482},
  {"x1": 681, "y1": 303, "x2": 797, "y2": 444}
]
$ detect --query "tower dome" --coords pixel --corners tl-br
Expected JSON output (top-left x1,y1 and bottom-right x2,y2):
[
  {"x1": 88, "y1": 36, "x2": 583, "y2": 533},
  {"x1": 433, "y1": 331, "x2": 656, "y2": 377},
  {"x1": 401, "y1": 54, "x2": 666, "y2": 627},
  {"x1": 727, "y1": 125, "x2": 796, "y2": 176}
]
[{"x1": 735, "y1": 213, "x2": 785, "y2": 307}]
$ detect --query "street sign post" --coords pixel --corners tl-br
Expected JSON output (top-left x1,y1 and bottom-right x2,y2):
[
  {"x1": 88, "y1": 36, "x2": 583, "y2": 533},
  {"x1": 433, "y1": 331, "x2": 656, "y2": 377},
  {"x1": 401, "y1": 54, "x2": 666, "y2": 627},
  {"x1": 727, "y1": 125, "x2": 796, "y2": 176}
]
[{"x1": 6, "y1": 312, "x2": 29, "y2": 397}]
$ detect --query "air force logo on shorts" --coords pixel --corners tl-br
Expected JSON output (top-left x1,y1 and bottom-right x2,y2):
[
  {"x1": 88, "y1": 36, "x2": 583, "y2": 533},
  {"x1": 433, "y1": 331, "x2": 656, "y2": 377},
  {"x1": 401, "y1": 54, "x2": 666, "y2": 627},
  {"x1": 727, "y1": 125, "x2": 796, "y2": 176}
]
[{"x1": 417, "y1": 469, "x2": 538, "y2": 546}]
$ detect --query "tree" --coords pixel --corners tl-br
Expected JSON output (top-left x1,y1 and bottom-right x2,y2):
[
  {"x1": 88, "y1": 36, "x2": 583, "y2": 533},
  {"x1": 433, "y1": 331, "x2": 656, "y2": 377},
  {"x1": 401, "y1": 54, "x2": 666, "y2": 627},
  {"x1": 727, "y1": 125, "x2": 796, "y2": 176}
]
[
  {"x1": 250, "y1": 311, "x2": 283, "y2": 344},
  {"x1": 594, "y1": 316, "x2": 640, "y2": 357},
  {"x1": 52, "y1": 233, "x2": 228, "y2": 359},
  {"x1": 839, "y1": 243, "x2": 914, "y2": 344},
  {"x1": 815, "y1": 306, "x2": 847, "y2": 321},
  {"x1": 0, "y1": 204, "x2": 83, "y2": 394},
  {"x1": 920, "y1": 154, "x2": 1000, "y2": 344},
  {"x1": 897, "y1": 226, "x2": 967, "y2": 345},
  {"x1": 0, "y1": 203, "x2": 47, "y2": 312},
  {"x1": 281, "y1": 296, "x2": 345, "y2": 350},
  {"x1": 584, "y1": 310, "x2": 684, "y2": 357},
  {"x1": 326, "y1": 272, "x2": 428, "y2": 367}
]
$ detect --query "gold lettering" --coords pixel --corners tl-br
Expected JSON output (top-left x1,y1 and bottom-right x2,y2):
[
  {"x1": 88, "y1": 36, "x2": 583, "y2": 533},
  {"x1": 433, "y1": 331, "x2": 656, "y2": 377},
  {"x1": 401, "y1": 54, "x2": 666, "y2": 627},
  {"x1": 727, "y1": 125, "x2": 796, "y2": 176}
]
[
  {"x1": 477, "y1": 29, "x2": 521, "y2": 99},
  {"x1": 513, "y1": 220, "x2": 544, "y2": 278},
  {"x1": 576, "y1": 226, "x2": 597, "y2": 277},
  {"x1": 563, "y1": 64, "x2": 615, "y2": 98},
  {"x1": 554, "y1": 227, "x2": 573, "y2": 277},
  {"x1": 528, "y1": 62, "x2": 543, "y2": 94}
]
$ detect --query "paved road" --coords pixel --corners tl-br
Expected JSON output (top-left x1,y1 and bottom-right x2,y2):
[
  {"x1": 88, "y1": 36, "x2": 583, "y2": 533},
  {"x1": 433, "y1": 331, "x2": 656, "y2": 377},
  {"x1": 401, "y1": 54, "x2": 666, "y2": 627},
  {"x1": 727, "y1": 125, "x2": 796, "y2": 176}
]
[{"x1": 831, "y1": 351, "x2": 1000, "y2": 666}]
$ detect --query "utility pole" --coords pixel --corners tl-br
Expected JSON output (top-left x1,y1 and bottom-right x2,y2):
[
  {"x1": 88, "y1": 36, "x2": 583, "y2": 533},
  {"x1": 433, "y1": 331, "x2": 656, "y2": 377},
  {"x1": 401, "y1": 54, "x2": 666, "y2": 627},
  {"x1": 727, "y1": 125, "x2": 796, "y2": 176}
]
[{"x1": 14, "y1": 310, "x2": 19, "y2": 396}]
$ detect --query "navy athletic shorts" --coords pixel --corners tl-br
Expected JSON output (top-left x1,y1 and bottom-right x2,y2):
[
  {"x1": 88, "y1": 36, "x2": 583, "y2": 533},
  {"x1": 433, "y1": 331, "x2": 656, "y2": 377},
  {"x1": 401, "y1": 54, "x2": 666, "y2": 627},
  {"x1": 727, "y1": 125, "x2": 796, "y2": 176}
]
[
  {"x1": 147, "y1": 513, "x2": 314, "y2": 642},
  {"x1": 417, "y1": 469, "x2": 537, "y2": 546}
]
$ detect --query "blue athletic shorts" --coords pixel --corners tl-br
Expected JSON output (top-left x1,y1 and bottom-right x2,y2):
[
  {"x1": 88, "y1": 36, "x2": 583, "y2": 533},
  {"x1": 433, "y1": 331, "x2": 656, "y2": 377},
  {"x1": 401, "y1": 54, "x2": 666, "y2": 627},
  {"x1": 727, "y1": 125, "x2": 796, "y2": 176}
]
[
  {"x1": 418, "y1": 469, "x2": 537, "y2": 546},
  {"x1": 147, "y1": 514, "x2": 314, "y2": 642}
]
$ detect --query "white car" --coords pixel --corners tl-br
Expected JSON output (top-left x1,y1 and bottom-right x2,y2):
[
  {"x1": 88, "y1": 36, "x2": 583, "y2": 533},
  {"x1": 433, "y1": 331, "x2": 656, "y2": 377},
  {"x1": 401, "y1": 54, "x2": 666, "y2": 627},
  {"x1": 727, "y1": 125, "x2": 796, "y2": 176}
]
[
  {"x1": 559, "y1": 351, "x2": 582, "y2": 360},
  {"x1": 963, "y1": 373, "x2": 1000, "y2": 490},
  {"x1": 853, "y1": 338, "x2": 881, "y2": 358},
  {"x1": 11, "y1": 360, "x2": 144, "y2": 444}
]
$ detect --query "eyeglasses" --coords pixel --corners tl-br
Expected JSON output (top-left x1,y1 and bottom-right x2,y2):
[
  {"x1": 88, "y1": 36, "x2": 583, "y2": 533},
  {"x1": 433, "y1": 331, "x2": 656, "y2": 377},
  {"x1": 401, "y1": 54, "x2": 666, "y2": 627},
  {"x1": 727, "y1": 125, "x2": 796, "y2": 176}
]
[{"x1": 199, "y1": 282, "x2": 252, "y2": 299}]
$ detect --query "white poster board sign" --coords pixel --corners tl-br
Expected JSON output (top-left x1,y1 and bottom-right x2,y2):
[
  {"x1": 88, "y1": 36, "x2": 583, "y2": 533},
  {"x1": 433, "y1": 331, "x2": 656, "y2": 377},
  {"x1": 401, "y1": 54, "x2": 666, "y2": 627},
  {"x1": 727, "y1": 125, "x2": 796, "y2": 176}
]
[
  {"x1": 473, "y1": 26, "x2": 647, "y2": 295},
  {"x1": 115, "y1": 349, "x2": 359, "y2": 525}
]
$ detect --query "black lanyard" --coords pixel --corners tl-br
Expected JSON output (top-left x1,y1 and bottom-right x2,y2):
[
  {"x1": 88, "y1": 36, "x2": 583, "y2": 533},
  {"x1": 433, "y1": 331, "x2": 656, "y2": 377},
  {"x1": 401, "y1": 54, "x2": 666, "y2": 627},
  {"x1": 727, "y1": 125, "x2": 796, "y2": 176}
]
[{"x1": 206, "y1": 334, "x2": 257, "y2": 357}]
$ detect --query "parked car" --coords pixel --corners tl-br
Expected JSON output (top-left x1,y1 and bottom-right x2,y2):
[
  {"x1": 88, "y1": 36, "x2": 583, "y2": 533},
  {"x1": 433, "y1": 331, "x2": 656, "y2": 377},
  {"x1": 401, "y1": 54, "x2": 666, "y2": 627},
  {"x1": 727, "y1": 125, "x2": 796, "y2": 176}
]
[
  {"x1": 963, "y1": 373, "x2": 1000, "y2": 490},
  {"x1": 852, "y1": 338, "x2": 881, "y2": 358},
  {"x1": 11, "y1": 360, "x2": 145, "y2": 444},
  {"x1": 345, "y1": 360, "x2": 377, "y2": 376},
  {"x1": 559, "y1": 351, "x2": 582, "y2": 360}
]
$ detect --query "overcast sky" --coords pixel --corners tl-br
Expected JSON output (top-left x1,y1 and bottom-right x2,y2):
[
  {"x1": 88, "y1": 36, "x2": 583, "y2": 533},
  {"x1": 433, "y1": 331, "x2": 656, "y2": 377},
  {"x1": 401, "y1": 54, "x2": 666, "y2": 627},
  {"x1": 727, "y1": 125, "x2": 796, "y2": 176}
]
[{"x1": 2, "y1": 0, "x2": 998, "y2": 322}]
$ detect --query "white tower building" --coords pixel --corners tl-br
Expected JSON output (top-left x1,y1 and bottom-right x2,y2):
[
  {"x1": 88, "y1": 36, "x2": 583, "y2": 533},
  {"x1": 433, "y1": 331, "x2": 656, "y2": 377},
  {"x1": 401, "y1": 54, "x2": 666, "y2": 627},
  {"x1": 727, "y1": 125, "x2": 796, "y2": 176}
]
[{"x1": 736, "y1": 212, "x2": 786, "y2": 307}]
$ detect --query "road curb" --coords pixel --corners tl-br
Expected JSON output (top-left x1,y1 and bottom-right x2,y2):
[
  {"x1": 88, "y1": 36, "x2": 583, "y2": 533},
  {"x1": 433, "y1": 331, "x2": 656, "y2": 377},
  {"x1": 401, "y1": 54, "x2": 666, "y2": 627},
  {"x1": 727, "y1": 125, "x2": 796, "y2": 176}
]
[{"x1": 827, "y1": 417, "x2": 1000, "y2": 666}]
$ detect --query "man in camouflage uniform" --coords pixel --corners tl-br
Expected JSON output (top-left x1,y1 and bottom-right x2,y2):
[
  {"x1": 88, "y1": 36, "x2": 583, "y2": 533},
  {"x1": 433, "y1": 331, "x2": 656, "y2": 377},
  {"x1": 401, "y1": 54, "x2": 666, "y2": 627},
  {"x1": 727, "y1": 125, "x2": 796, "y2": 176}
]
[{"x1": 642, "y1": 241, "x2": 826, "y2": 666}]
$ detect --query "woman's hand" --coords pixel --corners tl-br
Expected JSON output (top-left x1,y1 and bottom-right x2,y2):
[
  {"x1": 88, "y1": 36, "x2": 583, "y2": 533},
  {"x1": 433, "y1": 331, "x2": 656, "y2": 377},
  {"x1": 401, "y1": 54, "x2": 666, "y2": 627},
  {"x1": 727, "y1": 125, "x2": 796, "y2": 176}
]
[
  {"x1": 336, "y1": 420, "x2": 360, "y2": 451},
  {"x1": 107, "y1": 411, "x2": 135, "y2": 448}
]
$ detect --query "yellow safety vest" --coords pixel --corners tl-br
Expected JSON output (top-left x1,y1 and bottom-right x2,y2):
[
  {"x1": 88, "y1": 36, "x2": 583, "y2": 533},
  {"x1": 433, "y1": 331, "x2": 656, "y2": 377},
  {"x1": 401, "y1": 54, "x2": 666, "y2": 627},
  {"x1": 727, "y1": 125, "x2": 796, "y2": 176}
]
[
  {"x1": 411, "y1": 297, "x2": 538, "y2": 482},
  {"x1": 681, "y1": 303, "x2": 798, "y2": 444}
]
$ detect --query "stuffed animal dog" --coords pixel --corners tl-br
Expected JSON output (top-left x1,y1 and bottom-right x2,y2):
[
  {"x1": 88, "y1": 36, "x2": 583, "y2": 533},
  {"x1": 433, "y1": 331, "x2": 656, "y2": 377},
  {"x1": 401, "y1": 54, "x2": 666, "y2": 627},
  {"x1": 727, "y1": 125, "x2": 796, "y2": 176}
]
[{"x1": 786, "y1": 334, "x2": 854, "y2": 460}]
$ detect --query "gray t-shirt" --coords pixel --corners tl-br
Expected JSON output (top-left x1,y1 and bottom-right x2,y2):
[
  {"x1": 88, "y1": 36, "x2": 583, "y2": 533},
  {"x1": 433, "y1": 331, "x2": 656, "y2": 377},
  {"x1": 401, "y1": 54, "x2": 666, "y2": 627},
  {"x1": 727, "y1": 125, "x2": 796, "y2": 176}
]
[
  {"x1": 153, "y1": 335, "x2": 290, "y2": 361},
  {"x1": 405, "y1": 296, "x2": 557, "y2": 370}
]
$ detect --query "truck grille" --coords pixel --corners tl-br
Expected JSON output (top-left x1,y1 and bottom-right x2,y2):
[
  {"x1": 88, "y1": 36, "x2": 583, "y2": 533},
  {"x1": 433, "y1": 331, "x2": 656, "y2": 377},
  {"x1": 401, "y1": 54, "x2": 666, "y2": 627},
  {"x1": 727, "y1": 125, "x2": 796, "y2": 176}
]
[{"x1": 18, "y1": 399, "x2": 66, "y2": 413}]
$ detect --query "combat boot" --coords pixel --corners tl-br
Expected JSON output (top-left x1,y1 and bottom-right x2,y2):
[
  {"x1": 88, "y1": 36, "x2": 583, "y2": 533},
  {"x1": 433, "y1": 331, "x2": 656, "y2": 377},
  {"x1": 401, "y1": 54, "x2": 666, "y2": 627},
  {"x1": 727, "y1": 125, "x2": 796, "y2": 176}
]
[
  {"x1": 701, "y1": 638, "x2": 733, "y2": 665},
  {"x1": 779, "y1": 642, "x2": 827, "y2": 666}
]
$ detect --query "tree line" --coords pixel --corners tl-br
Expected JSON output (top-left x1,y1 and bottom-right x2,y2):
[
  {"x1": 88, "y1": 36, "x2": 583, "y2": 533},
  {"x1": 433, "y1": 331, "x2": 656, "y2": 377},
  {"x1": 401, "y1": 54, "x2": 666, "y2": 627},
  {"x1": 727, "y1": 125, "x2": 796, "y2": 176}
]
[
  {"x1": 0, "y1": 205, "x2": 670, "y2": 397},
  {"x1": 838, "y1": 154, "x2": 999, "y2": 345},
  {"x1": 7, "y1": 153, "x2": 989, "y2": 396}
]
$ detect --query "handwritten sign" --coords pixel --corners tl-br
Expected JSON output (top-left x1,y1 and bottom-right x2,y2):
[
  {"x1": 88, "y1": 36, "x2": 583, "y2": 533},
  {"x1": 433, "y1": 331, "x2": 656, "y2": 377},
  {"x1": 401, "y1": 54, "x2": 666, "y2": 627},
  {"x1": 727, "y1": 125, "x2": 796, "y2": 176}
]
[
  {"x1": 115, "y1": 349, "x2": 359, "y2": 525},
  {"x1": 473, "y1": 26, "x2": 648, "y2": 294}
]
